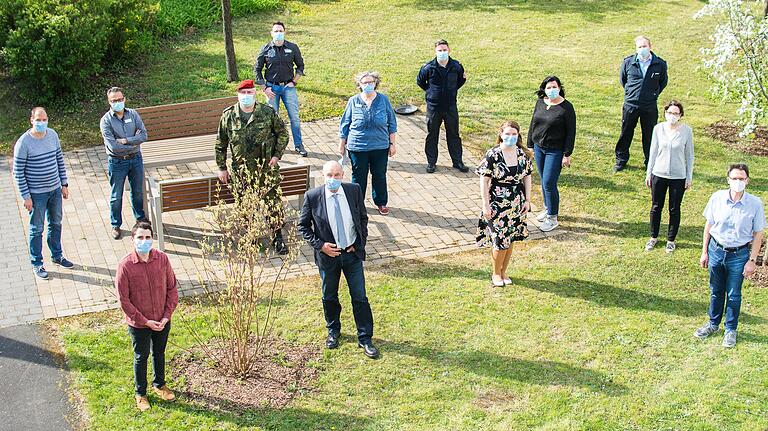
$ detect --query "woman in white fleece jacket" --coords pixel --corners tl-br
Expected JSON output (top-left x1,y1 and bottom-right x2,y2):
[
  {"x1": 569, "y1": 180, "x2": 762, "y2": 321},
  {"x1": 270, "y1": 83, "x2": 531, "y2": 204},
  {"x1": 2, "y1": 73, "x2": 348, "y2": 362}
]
[{"x1": 644, "y1": 100, "x2": 694, "y2": 254}]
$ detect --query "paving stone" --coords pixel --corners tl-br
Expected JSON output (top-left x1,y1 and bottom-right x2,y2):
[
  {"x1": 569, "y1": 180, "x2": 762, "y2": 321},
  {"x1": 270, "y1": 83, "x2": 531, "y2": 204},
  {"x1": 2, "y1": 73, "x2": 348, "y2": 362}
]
[{"x1": 0, "y1": 116, "x2": 559, "y2": 325}]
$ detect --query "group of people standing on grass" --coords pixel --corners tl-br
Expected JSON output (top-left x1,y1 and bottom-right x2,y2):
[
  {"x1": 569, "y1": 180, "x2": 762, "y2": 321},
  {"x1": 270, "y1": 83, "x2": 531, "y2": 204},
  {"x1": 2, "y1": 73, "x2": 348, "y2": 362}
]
[{"x1": 9, "y1": 23, "x2": 766, "y2": 411}]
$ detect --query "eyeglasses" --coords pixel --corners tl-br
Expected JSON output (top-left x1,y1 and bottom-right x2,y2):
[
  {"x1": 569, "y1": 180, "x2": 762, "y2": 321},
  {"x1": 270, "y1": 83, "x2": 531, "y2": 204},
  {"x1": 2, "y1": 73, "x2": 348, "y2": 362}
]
[{"x1": 360, "y1": 81, "x2": 376, "y2": 85}]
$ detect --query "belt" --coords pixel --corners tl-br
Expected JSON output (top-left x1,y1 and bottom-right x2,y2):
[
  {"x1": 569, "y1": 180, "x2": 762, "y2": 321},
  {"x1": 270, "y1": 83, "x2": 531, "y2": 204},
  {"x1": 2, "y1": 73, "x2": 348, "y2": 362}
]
[
  {"x1": 267, "y1": 81, "x2": 292, "y2": 86},
  {"x1": 711, "y1": 238, "x2": 750, "y2": 253},
  {"x1": 109, "y1": 153, "x2": 138, "y2": 160}
]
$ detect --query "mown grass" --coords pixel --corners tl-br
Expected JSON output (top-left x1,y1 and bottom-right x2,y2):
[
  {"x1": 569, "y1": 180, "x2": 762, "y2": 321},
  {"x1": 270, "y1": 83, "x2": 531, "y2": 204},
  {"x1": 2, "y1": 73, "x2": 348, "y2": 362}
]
[{"x1": 43, "y1": 0, "x2": 768, "y2": 429}]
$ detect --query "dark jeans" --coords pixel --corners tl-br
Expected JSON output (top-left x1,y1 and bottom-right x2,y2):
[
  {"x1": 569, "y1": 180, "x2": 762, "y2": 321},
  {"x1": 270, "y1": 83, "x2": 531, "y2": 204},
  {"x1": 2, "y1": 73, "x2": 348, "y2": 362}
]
[
  {"x1": 348, "y1": 148, "x2": 389, "y2": 207},
  {"x1": 318, "y1": 251, "x2": 373, "y2": 343},
  {"x1": 649, "y1": 175, "x2": 686, "y2": 241},
  {"x1": 707, "y1": 240, "x2": 750, "y2": 331},
  {"x1": 128, "y1": 322, "x2": 171, "y2": 396},
  {"x1": 108, "y1": 154, "x2": 146, "y2": 228},
  {"x1": 533, "y1": 145, "x2": 564, "y2": 216},
  {"x1": 28, "y1": 188, "x2": 63, "y2": 266},
  {"x1": 425, "y1": 105, "x2": 463, "y2": 166},
  {"x1": 615, "y1": 103, "x2": 658, "y2": 167}
]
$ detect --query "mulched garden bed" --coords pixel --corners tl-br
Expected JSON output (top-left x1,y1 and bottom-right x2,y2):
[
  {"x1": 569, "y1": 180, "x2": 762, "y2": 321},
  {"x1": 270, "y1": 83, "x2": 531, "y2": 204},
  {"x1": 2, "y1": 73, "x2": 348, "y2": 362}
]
[
  {"x1": 171, "y1": 337, "x2": 320, "y2": 412},
  {"x1": 704, "y1": 121, "x2": 768, "y2": 156}
]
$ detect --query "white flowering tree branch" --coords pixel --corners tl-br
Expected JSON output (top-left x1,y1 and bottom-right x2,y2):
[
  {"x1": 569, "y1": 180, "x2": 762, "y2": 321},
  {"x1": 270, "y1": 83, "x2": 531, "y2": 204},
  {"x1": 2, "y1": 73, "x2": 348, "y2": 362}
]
[{"x1": 695, "y1": 0, "x2": 768, "y2": 136}]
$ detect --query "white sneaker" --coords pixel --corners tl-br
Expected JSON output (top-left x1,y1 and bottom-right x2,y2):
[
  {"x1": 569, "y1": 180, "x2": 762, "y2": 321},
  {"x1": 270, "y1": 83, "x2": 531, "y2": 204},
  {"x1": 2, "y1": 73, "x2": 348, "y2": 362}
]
[
  {"x1": 540, "y1": 216, "x2": 558, "y2": 232},
  {"x1": 536, "y1": 210, "x2": 549, "y2": 222},
  {"x1": 644, "y1": 238, "x2": 658, "y2": 252}
]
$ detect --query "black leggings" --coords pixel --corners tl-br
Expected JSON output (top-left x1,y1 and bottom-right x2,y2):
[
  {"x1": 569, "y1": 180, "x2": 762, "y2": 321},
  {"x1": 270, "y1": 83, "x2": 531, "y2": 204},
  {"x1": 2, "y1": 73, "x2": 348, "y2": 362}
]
[{"x1": 649, "y1": 175, "x2": 686, "y2": 241}]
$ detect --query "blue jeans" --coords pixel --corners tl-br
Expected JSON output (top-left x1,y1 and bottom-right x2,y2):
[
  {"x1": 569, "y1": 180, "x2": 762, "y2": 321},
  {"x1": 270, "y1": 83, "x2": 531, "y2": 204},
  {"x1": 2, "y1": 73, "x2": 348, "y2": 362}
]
[
  {"x1": 108, "y1": 155, "x2": 146, "y2": 228},
  {"x1": 348, "y1": 148, "x2": 389, "y2": 207},
  {"x1": 533, "y1": 145, "x2": 564, "y2": 216},
  {"x1": 318, "y1": 252, "x2": 374, "y2": 343},
  {"x1": 28, "y1": 188, "x2": 63, "y2": 266},
  {"x1": 268, "y1": 84, "x2": 304, "y2": 151},
  {"x1": 707, "y1": 239, "x2": 750, "y2": 331}
]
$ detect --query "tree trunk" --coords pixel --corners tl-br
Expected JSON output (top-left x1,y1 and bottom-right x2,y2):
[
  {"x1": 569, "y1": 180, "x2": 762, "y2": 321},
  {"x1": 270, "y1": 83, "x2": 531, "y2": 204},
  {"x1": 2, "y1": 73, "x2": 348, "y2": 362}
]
[{"x1": 221, "y1": 0, "x2": 238, "y2": 82}]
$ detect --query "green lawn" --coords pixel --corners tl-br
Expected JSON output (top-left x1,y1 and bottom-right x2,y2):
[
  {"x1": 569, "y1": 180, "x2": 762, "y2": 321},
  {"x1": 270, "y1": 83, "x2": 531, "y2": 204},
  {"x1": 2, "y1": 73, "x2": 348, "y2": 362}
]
[{"x1": 40, "y1": 0, "x2": 768, "y2": 429}]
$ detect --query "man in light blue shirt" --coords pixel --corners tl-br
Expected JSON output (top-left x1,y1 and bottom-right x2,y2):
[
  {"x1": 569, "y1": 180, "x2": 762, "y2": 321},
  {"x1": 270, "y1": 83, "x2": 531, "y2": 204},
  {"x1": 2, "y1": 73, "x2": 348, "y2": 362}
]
[
  {"x1": 99, "y1": 86, "x2": 148, "y2": 240},
  {"x1": 695, "y1": 163, "x2": 765, "y2": 348}
]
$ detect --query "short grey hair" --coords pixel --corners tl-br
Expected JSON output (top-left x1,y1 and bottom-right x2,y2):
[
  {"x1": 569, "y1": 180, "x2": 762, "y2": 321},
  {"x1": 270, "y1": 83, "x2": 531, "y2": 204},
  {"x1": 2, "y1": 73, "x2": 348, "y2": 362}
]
[
  {"x1": 634, "y1": 35, "x2": 651, "y2": 45},
  {"x1": 106, "y1": 86, "x2": 124, "y2": 97},
  {"x1": 354, "y1": 71, "x2": 381, "y2": 90}
]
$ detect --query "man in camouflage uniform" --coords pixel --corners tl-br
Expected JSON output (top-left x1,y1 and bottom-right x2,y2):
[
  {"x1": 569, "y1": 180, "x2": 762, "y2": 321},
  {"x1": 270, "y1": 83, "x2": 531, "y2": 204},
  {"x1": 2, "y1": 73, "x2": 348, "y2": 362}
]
[{"x1": 215, "y1": 79, "x2": 290, "y2": 254}]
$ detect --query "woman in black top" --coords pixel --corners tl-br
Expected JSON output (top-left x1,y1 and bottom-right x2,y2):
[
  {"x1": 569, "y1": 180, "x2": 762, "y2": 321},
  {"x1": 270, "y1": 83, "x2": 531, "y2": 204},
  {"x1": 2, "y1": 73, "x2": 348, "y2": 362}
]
[{"x1": 527, "y1": 75, "x2": 576, "y2": 232}]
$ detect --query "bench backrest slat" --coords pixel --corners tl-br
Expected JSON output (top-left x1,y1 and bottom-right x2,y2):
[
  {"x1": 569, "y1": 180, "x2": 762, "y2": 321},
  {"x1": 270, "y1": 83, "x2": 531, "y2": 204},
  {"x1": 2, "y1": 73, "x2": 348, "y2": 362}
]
[
  {"x1": 137, "y1": 96, "x2": 238, "y2": 142},
  {"x1": 158, "y1": 165, "x2": 310, "y2": 213}
]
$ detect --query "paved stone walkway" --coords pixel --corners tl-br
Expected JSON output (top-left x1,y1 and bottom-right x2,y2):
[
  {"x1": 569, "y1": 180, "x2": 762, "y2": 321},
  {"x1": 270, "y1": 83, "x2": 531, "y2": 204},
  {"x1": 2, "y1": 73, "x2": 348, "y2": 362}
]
[{"x1": 0, "y1": 114, "x2": 563, "y2": 326}]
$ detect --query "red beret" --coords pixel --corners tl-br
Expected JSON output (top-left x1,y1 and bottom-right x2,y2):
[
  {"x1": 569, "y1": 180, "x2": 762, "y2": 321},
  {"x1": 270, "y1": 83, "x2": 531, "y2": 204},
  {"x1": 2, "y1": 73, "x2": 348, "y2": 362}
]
[{"x1": 236, "y1": 79, "x2": 255, "y2": 91}]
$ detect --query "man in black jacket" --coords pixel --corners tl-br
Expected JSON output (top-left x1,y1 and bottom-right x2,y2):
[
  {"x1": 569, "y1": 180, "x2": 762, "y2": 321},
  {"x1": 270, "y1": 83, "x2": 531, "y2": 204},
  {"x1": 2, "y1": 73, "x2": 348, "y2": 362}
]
[
  {"x1": 254, "y1": 22, "x2": 308, "y2": 157},
  {"x1": 298, "y1": 160, "x2": 379, "y2": 359},
  {"x1": 417, "y1": 39, "x2": 468, "y2": 173},
  {"x1": 614, "y1": 35, "x2": 668, "y2": 172}
]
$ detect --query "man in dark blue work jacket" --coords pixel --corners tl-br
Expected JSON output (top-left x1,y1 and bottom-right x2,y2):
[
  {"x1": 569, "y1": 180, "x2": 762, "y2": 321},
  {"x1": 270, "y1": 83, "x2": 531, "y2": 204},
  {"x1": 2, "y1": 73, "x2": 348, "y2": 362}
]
[
  {"x1": 614, "y1": 35, "x2": 668, "y2": 172},
  {"x1": 417, "y1": 39, "x2": 468, "y2": 173}
]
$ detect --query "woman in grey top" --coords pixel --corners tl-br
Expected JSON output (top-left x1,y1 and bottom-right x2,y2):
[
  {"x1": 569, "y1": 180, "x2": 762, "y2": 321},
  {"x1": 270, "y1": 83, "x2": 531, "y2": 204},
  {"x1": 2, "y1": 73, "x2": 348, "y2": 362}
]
[{"x1": 644, "y1": 100, "x2": 694, "y2": 253}]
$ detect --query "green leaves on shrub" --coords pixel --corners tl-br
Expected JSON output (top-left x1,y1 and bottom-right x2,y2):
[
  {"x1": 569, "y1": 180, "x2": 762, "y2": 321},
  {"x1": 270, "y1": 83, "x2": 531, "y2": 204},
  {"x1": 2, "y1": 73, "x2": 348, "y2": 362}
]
[
  {"x1": 0, "y1": 0, "x2": 159, "y2": 101},
  {"x1": 0, "y1": 0, "x2": 280, "y2": 102}
]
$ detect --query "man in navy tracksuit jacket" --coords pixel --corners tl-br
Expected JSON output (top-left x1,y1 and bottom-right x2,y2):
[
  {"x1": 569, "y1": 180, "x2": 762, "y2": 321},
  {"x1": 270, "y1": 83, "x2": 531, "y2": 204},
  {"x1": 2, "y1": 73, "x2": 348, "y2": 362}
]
[
  {"x1": 614, "y1": 36, "x2": 668, "y2": 172},
  {"x1": 417, "y1": 39, "x2": 468, "y2": 173}
]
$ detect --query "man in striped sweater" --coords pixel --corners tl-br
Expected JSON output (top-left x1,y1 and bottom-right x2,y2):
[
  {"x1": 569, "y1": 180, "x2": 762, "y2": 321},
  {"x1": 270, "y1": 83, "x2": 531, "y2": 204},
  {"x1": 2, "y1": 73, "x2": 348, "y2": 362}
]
[{"x1": 13, "y1": 107, "x2": 74, "y2": 280}]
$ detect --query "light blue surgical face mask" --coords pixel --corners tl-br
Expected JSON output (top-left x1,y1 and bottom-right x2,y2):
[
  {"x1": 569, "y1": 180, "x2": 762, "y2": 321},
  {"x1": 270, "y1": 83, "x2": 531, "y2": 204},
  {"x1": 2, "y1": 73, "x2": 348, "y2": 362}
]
[
  {"x1": 111, "y1": 101, "x2": 125, "y2": 112},
  {"x1": 501, "y1": 135, "x2": 518, "y2": 148},
  {"x1": 135, "y1": 238, "x2": 153, "y2": 254},
  {"x1": 436, "y1": 51, "x2": 449, "y2": 62},
  {"x1": 545, "y1": 88, "x2": 560, "y2": 99},
  {"x1": 272, "y1": 31, "x2": 285, "y2": 42},
  {"x1": 361, "y1": 83, "x2": 375, "y2": 94},
  {"x1": 325, "y1": 177, "x2": 342, "y2": 190},
  {"x1": 238, "y1": 93, "x2": 255, "y2": 107},
  {"x1": 32, "y1": 120, "x2": 48, "y2": 133},
  {"x1": 637, "y1": 47, "x2": 650, "y2": 58}
]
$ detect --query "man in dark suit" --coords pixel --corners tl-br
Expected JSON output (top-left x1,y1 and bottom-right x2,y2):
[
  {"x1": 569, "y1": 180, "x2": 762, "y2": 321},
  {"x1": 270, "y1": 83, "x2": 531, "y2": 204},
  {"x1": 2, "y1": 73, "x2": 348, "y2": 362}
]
[{"x1": 298, "y1": 160, "x2": 379, "y2": 359}]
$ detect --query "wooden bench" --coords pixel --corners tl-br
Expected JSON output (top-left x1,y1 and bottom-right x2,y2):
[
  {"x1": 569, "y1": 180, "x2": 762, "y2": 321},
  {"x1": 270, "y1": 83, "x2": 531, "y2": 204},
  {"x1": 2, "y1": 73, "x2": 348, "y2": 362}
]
[
  {"x1": 136, "y1": 96, "x2": 238, "y2": 168},
  {"x1": 146, "y1": 164, "x2": 311, "y2": 251}
]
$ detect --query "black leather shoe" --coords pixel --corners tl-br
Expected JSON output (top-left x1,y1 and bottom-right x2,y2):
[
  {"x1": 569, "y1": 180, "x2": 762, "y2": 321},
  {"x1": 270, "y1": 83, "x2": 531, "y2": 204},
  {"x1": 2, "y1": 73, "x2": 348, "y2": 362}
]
[
  {"x1": 326, "y1": 334, "x2": 339, "y2": 349},
  {"x1": 295, "y1": 148, "x2": 308, "y2": 157},
  {"x1": 358, "y1": 341, "x2": 380, "y2": 359},
  {"x1": 273, "y1": 236, "x2": 289, "y2": 255},
  {"x1": 453, "y1": 162, "x2": 469, "y2": 173},
  {"x1": 426, "y1": 164, "x2": 436, "y2": 173}
]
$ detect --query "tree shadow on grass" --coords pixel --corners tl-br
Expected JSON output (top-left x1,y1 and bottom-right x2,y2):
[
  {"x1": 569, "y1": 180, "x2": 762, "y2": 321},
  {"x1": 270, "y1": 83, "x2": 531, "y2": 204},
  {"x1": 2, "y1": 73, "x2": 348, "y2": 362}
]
[
  {"x1": 511, "y1": 276, "x2": 767, "y2": 325},
  {"x1": 382, "y1": 261, "x2": 766, "y2": 324},
  {"x1": 161, "y1": 392, "x2": 372, "y2": 430},
  {"x1": 383, "y1": 339, "x2": 626, "y2": 395}
]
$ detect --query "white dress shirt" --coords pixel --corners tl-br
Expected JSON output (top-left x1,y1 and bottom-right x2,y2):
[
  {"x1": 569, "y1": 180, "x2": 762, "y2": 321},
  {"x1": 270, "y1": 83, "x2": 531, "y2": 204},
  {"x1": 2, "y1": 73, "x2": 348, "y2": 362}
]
[{"x1": 324, "y1": 185, "x2": 357, "y2": 247}]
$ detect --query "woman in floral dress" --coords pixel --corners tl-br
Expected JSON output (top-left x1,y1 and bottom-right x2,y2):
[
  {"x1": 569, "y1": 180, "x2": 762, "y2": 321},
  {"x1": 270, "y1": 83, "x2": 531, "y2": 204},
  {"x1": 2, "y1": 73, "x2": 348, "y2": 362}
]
[{"x1": 476, "y1": 120, "x2": 533, "y2": 287}]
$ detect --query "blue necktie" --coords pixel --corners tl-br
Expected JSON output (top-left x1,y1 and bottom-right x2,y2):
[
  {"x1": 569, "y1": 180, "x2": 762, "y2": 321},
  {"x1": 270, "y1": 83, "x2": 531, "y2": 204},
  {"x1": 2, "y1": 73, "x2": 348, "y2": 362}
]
[{"x1": 332, "y1": 194, "x2": 348, "y2": 249}]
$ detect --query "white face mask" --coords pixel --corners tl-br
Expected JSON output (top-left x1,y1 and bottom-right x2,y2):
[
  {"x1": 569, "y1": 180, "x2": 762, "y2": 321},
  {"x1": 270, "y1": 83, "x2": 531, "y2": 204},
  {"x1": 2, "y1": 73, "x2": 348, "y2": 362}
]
[
  {"x1": 665, "y1": 113, "x2": 680, "y2": 124},
  {"x1": 729, "y1": 178, "x2": 747, "y2": 193}
]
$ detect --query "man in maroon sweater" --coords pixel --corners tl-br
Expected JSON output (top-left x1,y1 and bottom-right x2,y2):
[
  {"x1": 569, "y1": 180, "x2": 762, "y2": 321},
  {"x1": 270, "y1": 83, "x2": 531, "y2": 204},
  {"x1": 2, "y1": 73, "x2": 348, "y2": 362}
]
[{"x1": 116, "y1": 221, "x2": 179, "y2": 411}]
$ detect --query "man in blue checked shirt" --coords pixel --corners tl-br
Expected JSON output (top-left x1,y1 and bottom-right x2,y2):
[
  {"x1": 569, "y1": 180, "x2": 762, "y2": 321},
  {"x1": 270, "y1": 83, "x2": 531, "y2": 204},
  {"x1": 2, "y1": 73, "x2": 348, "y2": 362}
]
[
  {"x1": 13, "y1": 107, "x2": 75, "y2": 280},
  {"x1": 695, "y1": 163, "x2": 765, "y2": 348},
  {"x1": 100, "y1": 86, "x2": 149, "y2": 240}
]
